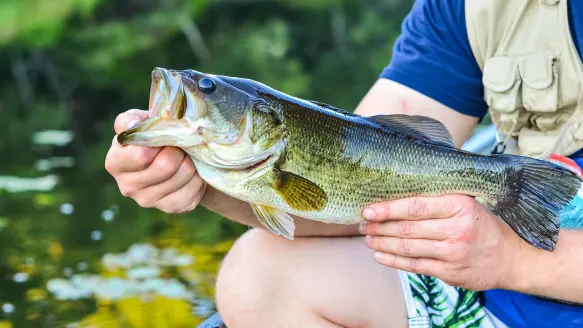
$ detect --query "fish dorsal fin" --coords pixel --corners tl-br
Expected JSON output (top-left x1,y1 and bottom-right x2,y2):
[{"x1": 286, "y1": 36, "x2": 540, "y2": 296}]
[
  {"x1": 368, "y1": 114, "x2": 455, "y2": 147},
  {"x1": 250, "y1": 204, "x2": 295, "y2": 240}
]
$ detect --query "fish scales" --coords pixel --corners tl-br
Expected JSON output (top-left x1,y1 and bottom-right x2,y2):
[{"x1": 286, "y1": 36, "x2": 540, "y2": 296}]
[{"x1": 269, "y1": 98, "x2": 507, "y2": 223}]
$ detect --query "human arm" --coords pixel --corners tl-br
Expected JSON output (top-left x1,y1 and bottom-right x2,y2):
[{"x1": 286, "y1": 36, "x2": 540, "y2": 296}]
[
  {"x1": 355, "y1": 78, "x2": 478, "y2": 147},
  {"x1": 512, "y1": 229, "x2": 583, "y2": 303}
]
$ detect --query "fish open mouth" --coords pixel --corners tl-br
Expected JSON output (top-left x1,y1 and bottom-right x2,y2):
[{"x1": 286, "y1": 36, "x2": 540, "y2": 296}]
[
  {"x1": 117, "y1": 68, "x2": 206, "y2": 148},
  {"x1": 148, "y1": 67, "x2": 188, "y2": 119},
  {"x1": 117, "y1": 67, "x2": 284, "y2": 173}
]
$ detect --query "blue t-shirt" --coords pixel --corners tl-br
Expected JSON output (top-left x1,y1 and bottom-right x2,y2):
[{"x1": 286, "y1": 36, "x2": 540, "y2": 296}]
[{"x1": 379, "y1": 1, "x2": 583, "y2": 327}]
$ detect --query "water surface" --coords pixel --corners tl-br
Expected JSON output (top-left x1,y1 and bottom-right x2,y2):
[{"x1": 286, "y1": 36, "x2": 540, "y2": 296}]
[{"x1": 0, "y1": 129, "x2": 244, "y2": 327}]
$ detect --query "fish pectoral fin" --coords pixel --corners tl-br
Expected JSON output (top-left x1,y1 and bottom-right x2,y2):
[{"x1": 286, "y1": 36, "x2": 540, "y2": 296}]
[
  {"x1": 368, "y1": 114, "x2": 455, "y2": 147},
  {"x1": 273, "y1": 170, "x2": 328, "y2": 211},
  {"x1": 250, "y1": 204, "x2": 295, "y2": 240}
]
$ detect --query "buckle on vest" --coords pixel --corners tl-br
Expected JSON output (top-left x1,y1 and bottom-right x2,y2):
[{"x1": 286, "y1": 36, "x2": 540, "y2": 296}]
[{"x1": 491, "y1": 141, "x2": 507, "y2": 155}]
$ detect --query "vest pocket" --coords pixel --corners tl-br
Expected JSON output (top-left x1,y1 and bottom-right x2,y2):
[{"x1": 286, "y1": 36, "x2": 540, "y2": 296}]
[
  {"x1": 483, "y1": 56, "x2": 524, "y2": 132},
  {"x1": 483, "y1": 56, "x2": 522, "y2": 113},
  {"x1": 518, "y1": 53, "x2": 559, "y2": 113}
]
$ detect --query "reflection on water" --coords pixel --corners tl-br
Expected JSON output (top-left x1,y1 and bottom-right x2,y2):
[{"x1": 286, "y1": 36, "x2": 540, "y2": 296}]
[
  {"x1": 35, "y1": 157, "x2": 75, "y2": 172},
  {"x1": 1, "y1": 129, "x2": 244, "y2": 327},
  {"x1": 46, "y1": 244, "x2": 197, "y2": 302},
  {"x1": 31, "y1": 130, "x2": 74, "y2": 147},
  {"x1": 42, "y1": 243, "x2": 219, "y2": 327},
  {"x1": 0, "y1": 175, "x2": 59, "y2": 193}
]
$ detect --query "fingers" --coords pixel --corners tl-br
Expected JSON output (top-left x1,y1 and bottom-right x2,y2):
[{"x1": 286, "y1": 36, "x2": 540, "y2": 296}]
[
  {"x1": 362, "y1": 195, "x2": 472, "y2": 222},
  {"x1": 359, "y1": 219, "x2": 448, "y2": 240},
  {"x1": 365, "y1": 236, "x2": 452, "y2": 260},
  {"x1": 114, "y1": 109, "x2": 150, "y2": 134},
  {"x1": 119, "y1": 147, "x2": 186, "y2": 189},
  {"x1": 129, "y1": 156, "x2": 198, "y2": 208},
  {"x1": 372, "y1": 251, "x2": 442, "y2": 277},
  {"x1": 155, "y1": 171, "x2": 207, "y2": 214},
  {"x1": 106, "y1": 137, "x2": 162, "y2": 173},
  {"x1": 106, "y1": 108, "x2": 206, "y2": 215},
  {"x1": 106, "y1": 109, "x2": 160, "y2": 174}
]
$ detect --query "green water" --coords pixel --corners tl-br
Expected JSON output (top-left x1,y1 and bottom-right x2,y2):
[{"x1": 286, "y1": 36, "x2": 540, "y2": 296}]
[{"x1": 0, "y1": 129, "x2": 247, "y2": 327}]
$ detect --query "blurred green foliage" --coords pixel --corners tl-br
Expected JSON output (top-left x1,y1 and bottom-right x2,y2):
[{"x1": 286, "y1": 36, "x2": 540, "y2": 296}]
[{"x1": 0, "y1": 0, "x2": 412, "y2": 326}]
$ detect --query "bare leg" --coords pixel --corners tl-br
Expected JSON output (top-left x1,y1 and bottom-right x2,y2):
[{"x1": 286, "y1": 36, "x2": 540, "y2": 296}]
[{"x1": 216, "y1": 229, "x2": 409, "y2": 328}]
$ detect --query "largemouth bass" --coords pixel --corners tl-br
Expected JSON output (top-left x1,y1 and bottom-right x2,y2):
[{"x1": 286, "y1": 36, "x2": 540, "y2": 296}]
[{"x1": 117, "y1": 67, "x2": 581, "y2": 251}]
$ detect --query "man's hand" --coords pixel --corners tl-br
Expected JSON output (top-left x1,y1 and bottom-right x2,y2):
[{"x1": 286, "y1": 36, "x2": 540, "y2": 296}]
[
  {"x1": 105, "y1": 109, "x2": 206, "y2": 214},
  {"x1": 358, "y1": 195, "x2": 525, "y2": 291}
]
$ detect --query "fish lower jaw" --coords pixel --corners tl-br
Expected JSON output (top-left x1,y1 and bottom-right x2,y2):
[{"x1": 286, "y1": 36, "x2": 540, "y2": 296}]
[
  {"x1": 241, "y1": 155, "x2": 273, "y2": 172},
  {"x1": 198, "y1": 156, "x2": 275, "y2": 179},
  {"x1": 194, "y1": 139, "x2": 285, "y2": 171},
  {"x1": 237, "y1": 144, "x2": 285, "y2": 175}
]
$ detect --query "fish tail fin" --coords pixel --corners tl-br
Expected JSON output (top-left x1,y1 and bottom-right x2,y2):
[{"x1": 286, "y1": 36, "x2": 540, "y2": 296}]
[{"x1": 493, "y1": 155, "x2": 581, "y2": 251}]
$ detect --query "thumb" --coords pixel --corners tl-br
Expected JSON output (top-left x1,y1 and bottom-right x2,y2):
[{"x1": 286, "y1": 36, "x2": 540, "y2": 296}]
[{"x1": 114, "y1": 109, "x2": 150, "y2": 134}]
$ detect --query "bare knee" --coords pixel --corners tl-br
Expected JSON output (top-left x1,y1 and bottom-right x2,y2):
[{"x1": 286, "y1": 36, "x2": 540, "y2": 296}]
[
  {"x1": 215, "y1": 228, "x2": 285, "y2": 327},
  {"x1": 215, "y1": 228, "x2": 408, "y2": 328}
]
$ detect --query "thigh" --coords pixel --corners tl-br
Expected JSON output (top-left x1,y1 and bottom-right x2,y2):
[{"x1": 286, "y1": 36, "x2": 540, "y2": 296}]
[{"x1": 216, "y1": 229, "x2": 409, "y2": 328}]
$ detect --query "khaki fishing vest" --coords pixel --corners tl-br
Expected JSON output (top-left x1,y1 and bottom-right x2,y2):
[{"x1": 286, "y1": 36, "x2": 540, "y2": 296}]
[{"x1": 465, "y1": 0, "x2": 583, "y2": 159}]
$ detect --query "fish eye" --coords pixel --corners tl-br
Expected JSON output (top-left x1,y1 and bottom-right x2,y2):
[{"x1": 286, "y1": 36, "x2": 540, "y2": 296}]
[{"x1": 198, "y1": 77, "x2": 216, "y2": 94}]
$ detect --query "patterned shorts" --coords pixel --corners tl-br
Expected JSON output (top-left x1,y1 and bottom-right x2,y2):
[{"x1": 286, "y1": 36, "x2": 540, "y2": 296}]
[{"x1": 398, "y1": 271, "x2": 508, "y2": 328}]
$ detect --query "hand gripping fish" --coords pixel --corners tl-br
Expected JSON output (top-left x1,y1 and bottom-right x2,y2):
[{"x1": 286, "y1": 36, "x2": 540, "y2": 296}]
[{"x1": 117, "y1": 68, "x2": 582, "y2": 252}]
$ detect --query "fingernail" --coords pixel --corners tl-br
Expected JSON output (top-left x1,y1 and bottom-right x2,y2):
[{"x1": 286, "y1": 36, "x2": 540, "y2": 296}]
[
  {"x1": 365, "y1": 235, "x2": 373, "y2": 246},
  {"x1": 358, "y1": 222, "x2": 367, "y2": 233},
  {"x1": 373, "y1": 252, "x2": 385, "y2": 261},
  {"x1": 363, "y1": 208, "x2": 376, "y2": 221},
  {"x1": 126, "y1": 119, "x2": 139, "y2": 130}
]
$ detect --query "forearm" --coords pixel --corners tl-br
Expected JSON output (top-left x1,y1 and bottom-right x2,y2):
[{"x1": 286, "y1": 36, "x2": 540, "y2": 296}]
[
  {"x1": 200, "y1": 186, "x2": 360, "y2": 237},
  {"x1": 506, "y1": 230, "x2": 583, "y2": 303}
]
